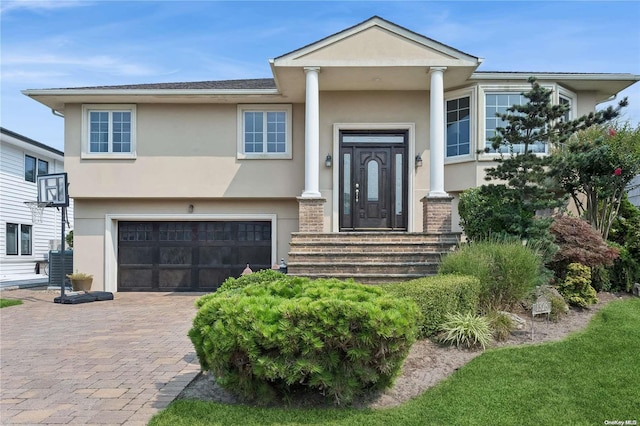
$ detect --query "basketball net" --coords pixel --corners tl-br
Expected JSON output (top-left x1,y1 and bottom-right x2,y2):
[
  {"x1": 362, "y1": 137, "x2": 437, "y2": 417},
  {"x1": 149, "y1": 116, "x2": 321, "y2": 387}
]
[{"x1": 24, "y1": 201, "x2": 48, "y2": 224}]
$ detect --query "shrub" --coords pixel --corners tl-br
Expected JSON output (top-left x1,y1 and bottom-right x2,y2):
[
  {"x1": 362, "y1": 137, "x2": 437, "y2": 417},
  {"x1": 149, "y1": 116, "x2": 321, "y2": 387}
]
[
  {"x1": 607, "y1": 243, "x2": 640, "y2": 293},
  {"x1": 558, "y1": 263, "x2": 598, "y2": 308},
  {"x1": 382, "y1": 275, "x2": 480, "y2": 338},
  {"x1": 487, "y1": 311, "x2": 515, "y2": 341},
  {"x1": 438, "y1": 312, "x2": 492, "y2": 350},
  {"x1": 438, "y1": 240, "x2": 543, "y2": 312},
  {"x1": 548, "y1": 216, "x2": 619, "y2": 280},
  {"x1": 189, "y1": 278, "x2": 420, "y2": 405}
]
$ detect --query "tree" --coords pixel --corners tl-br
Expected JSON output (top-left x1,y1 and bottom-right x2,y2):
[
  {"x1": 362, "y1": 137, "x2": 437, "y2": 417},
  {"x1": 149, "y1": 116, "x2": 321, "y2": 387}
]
[
  {"x1": 549, "y1": 123, "x2": 640, "y2": 240},
  {"x1": 459, "y1": 77, "x2": 627, "y2": 243}
]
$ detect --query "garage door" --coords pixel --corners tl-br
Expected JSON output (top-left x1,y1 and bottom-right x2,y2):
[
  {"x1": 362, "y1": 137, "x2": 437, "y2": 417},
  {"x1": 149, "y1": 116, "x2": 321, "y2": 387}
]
[{"x1": 118, "y1": 221, "x2": 272, "y2": 292}]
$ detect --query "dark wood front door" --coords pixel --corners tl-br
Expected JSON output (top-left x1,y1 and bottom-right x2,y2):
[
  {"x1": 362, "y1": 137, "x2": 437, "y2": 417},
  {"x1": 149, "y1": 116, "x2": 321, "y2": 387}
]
[{"x1": 339, "y1": 131, "x2": 407, "y2": 231}]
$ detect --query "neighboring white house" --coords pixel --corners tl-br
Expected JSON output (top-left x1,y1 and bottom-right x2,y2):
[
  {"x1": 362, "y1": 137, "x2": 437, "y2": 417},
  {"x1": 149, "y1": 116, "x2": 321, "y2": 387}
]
[
  {"x1": 628, "y1": 175, "x2": 640, "y2": 208},
  {"x1": 0, "y1": 127, "x2": 74, "y2": 280}
]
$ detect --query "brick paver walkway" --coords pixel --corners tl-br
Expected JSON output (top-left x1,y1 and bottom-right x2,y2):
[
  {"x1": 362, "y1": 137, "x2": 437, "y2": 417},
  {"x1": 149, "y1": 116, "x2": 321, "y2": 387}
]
[{"x1": 0, "y1": 289, "x2": 204, "y2": 425}]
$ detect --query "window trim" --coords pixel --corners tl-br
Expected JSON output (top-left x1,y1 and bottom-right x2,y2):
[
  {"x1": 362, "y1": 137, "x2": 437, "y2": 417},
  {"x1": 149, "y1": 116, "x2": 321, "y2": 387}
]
[
  {"x1": 81, "y1": 104, "x2": 137, "y2": 159},
  {"x1": 478, "y1": 84, "x2": 554, "y2": 161},
  {"x1": 6, "y1": 223, "x2": 18, "y2": 255},
  {"x1": 557, "y1": 85, "x2": 576, "y2": 123},
  {"x1": 236, "y1": 104, "x2": 293, "y2": 159},
  {"x1": 444, "y1": 87, "x2": 476, "y2": 164}
]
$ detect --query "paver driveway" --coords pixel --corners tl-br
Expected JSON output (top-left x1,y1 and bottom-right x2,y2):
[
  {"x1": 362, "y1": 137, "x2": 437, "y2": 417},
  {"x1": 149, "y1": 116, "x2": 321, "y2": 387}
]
[{"x1": 0, "y1": 289, "x2": 204, "y2": 425}]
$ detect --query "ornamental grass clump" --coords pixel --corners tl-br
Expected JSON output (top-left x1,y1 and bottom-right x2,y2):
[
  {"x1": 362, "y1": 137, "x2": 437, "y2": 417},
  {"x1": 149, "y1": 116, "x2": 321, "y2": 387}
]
[
  {"x1": 189, "y1": 278, "x2": 420, "y2": 405},
  {"x1": 439, "y1": 312, "x2": 492, "y2": 350}
]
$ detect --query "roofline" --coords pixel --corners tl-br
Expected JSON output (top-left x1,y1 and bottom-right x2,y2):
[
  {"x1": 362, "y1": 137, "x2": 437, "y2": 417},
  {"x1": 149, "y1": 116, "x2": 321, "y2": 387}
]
[
  {"x1": 273, "y1": 15, "x2": 481, "y2": 64},
  {"x1": 22, "y1": 88, "x2": 281, "y2": 96},
  {"x1": 471, "y1": 72, "x2": 640, "y2": 81},
  {"x1": 0, "y1": 127, "x2": 64, "y2": 157}
]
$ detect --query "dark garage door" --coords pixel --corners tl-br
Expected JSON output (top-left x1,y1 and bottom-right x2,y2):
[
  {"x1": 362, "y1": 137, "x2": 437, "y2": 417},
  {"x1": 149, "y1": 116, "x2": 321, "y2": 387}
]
[{"x1": 118, "y1": 221, "x2": 272, "y2": 292}]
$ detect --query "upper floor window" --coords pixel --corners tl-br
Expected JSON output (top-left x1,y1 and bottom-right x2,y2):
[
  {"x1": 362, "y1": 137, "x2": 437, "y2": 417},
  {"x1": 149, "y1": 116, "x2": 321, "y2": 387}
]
[
  {"x1": 237, "y1": 104, "x2": 292, "y2": 159},
  {"x1": 559, "y1": 95, "x2": 572, "y2": 122},
  {"x1": 24, "y1": 155, "x2": 49, "y2": 182},
  {"x1": 446, "y1": 96, "x2": 471, "y2": 158},
  {"x1": 82, "y1": 104, "x2": 137, "y2": 159},
  {"x1": 485, "y1": 93, "x2": 547, "y2": 154}
]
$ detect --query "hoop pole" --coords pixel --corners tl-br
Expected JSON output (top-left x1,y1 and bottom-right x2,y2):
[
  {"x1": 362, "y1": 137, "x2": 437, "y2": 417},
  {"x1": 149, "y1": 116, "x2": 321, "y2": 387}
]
[{"x1": 60, "y1": 206, "x2": 66, "y2": 300}]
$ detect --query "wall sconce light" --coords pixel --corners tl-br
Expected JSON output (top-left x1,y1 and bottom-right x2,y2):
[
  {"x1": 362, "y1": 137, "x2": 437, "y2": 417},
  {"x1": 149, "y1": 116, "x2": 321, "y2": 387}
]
[
  {"x1": 325, "y1": 154, "x2": 332, "y2": 167},
  {"x1": 188, "y1": 204, "x2": 194, "y2": 213},
  {"x1": 415, "y1": 154, "x2": 423, "y2": 167}
]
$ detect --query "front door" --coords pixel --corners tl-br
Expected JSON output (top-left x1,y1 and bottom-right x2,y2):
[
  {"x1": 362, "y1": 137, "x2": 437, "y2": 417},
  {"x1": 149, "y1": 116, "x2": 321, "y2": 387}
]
[{"x1": 339, "y1": 131, "x2": 408, "y2": 231}]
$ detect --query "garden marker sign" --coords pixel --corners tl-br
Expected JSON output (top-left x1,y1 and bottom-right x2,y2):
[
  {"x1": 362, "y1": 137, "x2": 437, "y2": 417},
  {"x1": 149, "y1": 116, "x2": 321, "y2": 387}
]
[{"x1": 531, "y1": 296, "x2": 552, "y2": 340}]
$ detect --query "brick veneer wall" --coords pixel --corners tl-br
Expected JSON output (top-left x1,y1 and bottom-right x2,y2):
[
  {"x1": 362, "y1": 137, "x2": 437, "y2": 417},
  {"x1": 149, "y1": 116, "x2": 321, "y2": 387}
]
[
  {"x1": 297, "y1": 197, "x2": 326, "y2": 233},
  {"x1": 421, "y1": 195, "x2": 454, "y2": 233}
]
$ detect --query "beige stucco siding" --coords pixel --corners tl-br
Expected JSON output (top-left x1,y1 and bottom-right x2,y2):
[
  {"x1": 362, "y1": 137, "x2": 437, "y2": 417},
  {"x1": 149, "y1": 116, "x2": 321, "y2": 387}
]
[
  {"x1": 64, "y1": 103, "x2": 306, "y2": 199},
  {"x1": 73, "y1": 199, "x2": 298, "y2": 291}
]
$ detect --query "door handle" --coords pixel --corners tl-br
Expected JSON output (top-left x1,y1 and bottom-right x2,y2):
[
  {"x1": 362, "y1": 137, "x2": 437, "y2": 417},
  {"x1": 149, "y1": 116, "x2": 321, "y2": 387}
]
[{"x1": 355, "y1": 183, "x2": 359, "y2": 204}]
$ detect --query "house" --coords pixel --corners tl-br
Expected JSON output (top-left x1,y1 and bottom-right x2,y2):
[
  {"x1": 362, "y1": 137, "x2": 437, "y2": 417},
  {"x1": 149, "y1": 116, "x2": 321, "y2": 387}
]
[
  {"x1": 22, "y1": 16, "x2": 639, "y2": 292},
  {"x1": 628, "y1": 175, "x2": 640, "y2": 207},
  {"x1": 0, "y1": 127, "x2": 74, "y2": 284}
]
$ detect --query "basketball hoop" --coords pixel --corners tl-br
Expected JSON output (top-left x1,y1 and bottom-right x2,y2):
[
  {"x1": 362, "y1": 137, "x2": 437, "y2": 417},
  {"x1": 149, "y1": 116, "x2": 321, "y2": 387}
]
[{"x1": 24, "y1": 201, "x2": 49, "y2": 224}]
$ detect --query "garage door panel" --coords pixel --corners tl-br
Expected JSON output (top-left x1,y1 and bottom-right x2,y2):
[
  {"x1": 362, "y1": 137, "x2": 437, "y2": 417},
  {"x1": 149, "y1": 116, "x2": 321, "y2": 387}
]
[
  {"x1": 118, "y1": 221, "x2": 272, "y2": 292},
  {"x1": 120, "y1": 246, "x2": 154, "y2": 264},
  {"x1": 159, "y1": 247, "x2": 192, "y2": 265}
]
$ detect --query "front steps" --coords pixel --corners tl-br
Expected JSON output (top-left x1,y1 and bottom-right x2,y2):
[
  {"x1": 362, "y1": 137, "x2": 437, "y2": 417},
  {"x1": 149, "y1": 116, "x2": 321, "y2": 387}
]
[{"x1": 287, "y1": 232, "x2": 460, "y2": 284}]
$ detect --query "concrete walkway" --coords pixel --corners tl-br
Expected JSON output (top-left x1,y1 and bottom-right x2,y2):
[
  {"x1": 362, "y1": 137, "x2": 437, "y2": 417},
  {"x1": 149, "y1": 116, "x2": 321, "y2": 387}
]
[{"x1": 0, "y1": 289, "x2": 205, "y2": 425}]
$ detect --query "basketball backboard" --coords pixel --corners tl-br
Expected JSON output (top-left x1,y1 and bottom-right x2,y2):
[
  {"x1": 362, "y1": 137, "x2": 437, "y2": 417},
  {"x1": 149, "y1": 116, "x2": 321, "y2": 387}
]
[{"x1": 37, "y1": 173, "x2": 69, "y2": 207}]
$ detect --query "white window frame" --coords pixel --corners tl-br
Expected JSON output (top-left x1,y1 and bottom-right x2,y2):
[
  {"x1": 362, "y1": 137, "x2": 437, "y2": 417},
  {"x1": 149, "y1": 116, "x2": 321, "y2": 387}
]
[
  {"x1": 24, "y1": 155, "x2": 49, "y2": 183},
  {"x1": 444, "y1": 87, "x2": 476, "y2": 164},
  {"x1": 237, "y1": 104, "x2": 292, "y2": 159},
  {"x1": 478, "y1": 84, "x2": 554, "y2": 161},
  {"x1": 557, "y1": 85, "x2": 576, "y2": 123},
  {"x1": 5, "y1": 223, "x2": 32, "y2": 256},
  {"x1": 81, "y1": 104, "x2": 137, "y2": 159}
]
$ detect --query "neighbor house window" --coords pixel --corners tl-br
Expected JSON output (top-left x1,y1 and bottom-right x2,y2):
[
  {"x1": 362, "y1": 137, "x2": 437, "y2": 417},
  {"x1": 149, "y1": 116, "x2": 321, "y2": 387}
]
[
  {"x1": 6, "y1": 223, "x2": 18, "y2": 255},
  {"x1": 485, "y1": 93, "x2": 546, "y2": 154},
  {"x1": 446, "y1": 96, "x2": 471, "y2": 157},
  {"x1": 82, "y1": 104, "x2": 137, "y2": 158},
  {"x1": 24, "y1": 156, "x2": 48, "y2": 182},
  {"x1": 20, "y1": 225, "x2": 32, "y2": 255},
  {"x1": 237, "y1": 104, "x2": 292, "y2": 159}
]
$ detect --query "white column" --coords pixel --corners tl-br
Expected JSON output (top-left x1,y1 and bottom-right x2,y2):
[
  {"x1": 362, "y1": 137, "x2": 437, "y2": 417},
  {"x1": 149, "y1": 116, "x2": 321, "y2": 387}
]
[
  {"x1": 428, "y1": 67, "x2": 448, "y2": 197},
  {"x1": 302, "y1": 66, "x2": 321, "y2": 198}
]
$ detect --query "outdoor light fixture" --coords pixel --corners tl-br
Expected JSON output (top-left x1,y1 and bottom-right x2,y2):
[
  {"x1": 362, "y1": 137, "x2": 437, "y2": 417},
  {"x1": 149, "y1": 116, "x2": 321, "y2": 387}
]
[
  {"x1": 415, "y1": 154, "x2": 423, "y2": 167},
  {"x1": 325, "y1": 154, "x2": 332, "y2": 167}
]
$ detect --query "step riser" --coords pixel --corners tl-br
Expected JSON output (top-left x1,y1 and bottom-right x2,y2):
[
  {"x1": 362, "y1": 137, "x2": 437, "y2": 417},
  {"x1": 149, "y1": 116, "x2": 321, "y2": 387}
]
[{"x1": 289, "y1": 265, "x2": 439, "y2": 275}]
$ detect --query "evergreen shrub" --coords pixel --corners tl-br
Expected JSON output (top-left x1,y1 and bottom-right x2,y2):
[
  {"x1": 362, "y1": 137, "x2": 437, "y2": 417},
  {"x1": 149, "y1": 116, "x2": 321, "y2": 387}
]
[
  {"x1": 558, "y1": 263, "x2": 598, "y2": 308},
  {"x1": 438, "y1": 240, "x2": 543, "y2": 312},
  {"x1": 189, "y1": 278, "x2": 419, "y2": 405},
  {"x1": 382, "y1": 275, "x2": 480, "y2": 338}
]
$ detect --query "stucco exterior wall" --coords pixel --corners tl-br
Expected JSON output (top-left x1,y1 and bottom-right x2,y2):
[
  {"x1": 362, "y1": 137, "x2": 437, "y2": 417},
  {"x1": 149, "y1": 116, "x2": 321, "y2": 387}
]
[
  {"x1": 73, "y1": 198, "x2": 298, "y2": 291},
  {"x1": 64, "y1": 103, "x2": 306, "y2": 199}
]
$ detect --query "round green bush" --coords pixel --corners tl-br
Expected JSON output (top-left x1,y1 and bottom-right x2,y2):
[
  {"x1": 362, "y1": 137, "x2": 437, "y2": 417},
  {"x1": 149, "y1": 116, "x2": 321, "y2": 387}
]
[{"x1": 189, "y1": 278, "x2": 420, "y2": 405}]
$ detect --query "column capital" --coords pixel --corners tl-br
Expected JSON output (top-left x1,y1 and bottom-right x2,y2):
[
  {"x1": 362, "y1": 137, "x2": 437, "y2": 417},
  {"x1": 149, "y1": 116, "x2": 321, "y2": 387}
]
[
  {"x1": 304, "y1": 66, "x2": 321, "y2": 73},
  {"x1": 428, "y1": 66, "x2": 447, "y2": 74}
]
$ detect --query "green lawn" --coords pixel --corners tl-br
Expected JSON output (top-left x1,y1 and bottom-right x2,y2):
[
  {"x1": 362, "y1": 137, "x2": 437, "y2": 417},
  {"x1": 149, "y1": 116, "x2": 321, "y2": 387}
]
[
  {"x1": 150, "y1": 298, "x2": 640, "y2": 426},
  {"x1": 0, "y1": 299, "x2": 22, "y2": 308}
]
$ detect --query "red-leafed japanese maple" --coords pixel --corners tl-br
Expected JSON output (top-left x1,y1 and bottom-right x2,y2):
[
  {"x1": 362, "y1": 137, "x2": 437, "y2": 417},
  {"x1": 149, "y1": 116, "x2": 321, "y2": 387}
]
[{"x1": 548, "y1": 216, "x2": 619, "y2": 279}]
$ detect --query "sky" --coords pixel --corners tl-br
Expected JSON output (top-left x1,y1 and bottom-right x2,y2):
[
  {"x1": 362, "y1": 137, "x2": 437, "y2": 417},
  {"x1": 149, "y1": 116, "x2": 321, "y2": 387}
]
[{"x1": 1, "y1": 0, "x2": 639, "y2": 152}]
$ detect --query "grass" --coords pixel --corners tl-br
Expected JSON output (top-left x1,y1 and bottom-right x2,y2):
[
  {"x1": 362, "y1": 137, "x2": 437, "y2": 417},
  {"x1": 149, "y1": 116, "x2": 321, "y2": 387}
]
[
  {"x1": 149, "y1": 298, "x2": 640, "y2": 426},
  {"x1": 0, "y1": 299, "x2": 22, "y2": 308}
]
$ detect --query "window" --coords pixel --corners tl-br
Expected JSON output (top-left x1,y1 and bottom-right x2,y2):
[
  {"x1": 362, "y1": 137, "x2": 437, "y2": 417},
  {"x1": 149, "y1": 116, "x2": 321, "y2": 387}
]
[
  {"x1": 485, "y1": 93, "x2": 546, "y2": 154},
  {"x1": 82, "y1": 104, "x2": 136, "y2": 158},
  {"x1": 559, "y1": 95, "x2": 572, "y2": 122},
  {"x1": 237, "y1": 104, "x2": 292, "y2": 159},
  {"x1": 25, "y1": 155, "x2": 36, "y2": 182},
  {"x1": 5, "y1": 224, "x2": 31, "y2": 256},
  {"x1": 24, "y1": 156, "x2": 49, "y2": 182},
  {"x1": 6, "y1": 223, "x2": 18, "y2": 255},
  {"x1": 20, "y1": 225, "x2": 32, "y2": 255},
  {"x1": 446, "y1": 96, "x2": 471, "y2": 157}
]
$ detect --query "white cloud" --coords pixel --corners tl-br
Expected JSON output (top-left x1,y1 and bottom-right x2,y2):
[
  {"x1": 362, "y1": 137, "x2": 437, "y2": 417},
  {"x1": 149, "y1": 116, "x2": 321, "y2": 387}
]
[{"x1": 0, "y1": 0, "x2": 90, "y2": 14}]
